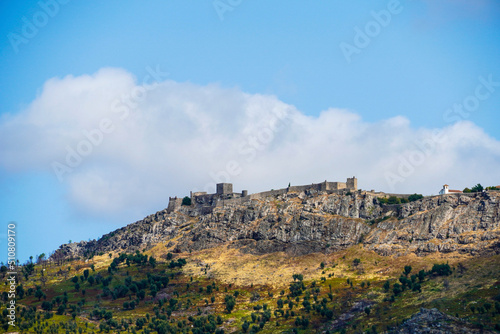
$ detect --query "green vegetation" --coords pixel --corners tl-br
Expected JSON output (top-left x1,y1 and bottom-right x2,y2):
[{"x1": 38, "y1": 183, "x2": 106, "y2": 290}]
[
  {"x1": 182, "y1": 196, "x2": 192, "y2": 206},
  {"x1": 471, "y1": 184, "x2": 484, "y2": 193},
  {"x1": 463, "y1": 183, "x2": 498, "y2": 193},
  {"x1": 2, "y1": 249, "x2": 500, "y2": 333},
  {"x1": 408, "y1": 193, "x2": 423, "y2": 202},
  {"x1": 378, "y1": 194, "x2": 423, "y2": 205}
]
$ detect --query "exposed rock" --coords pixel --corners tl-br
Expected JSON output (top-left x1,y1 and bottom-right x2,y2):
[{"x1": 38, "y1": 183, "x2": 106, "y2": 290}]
[
  {"x1": 52, "y1": 191, "x2": 500, "y2": 260},
  {"x1": 387, "y1": 308, "x2": 496, "y2": 333},
  {"x1": 323, "y1": 299, "x2": 375, "y2": 332}
]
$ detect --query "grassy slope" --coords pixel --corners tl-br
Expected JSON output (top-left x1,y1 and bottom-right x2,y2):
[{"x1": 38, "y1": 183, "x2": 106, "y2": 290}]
[{"x1": 2, "y1": 244, "x2": 500, "y2": 333}]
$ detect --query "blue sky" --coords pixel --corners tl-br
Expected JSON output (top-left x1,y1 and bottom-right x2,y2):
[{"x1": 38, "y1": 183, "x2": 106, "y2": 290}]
[{"x1": 1, "y1": 0, "x2": 500, "y2": 263}]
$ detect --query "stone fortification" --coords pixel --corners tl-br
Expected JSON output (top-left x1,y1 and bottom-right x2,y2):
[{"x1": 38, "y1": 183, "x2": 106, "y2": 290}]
[
  {"x1": 167, "y1": 177, "x2": 358, "y2": 214},
  {"x1": 167, "y1": 196, "x2": 183, "y2": 213}
]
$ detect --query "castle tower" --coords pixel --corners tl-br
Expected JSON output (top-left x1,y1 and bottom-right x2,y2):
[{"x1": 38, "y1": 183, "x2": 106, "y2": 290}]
[
  {"x1": 216, "y1": 183, "x2": 233, "y2": 195},
  {"x1": 346, "y1": 177, "x2": 357, "y2": 190}
]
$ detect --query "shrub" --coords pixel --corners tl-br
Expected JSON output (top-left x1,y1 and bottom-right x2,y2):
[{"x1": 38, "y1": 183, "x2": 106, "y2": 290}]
[
  {"x1": 387, "y1": 196, "x2": 401, "y2": 205},
  {"x1": 182, "y1": 196, "x2": 192, "y2": 206},
  {"x1": 378, "y1": 197, "x2": 388, "y2": 204},
  {"x1": 408, "y1": 194, "x2": 423, "y2": 202},
  {"x1": 430, "y1": 263, "x2": 452, "y2": 276}
]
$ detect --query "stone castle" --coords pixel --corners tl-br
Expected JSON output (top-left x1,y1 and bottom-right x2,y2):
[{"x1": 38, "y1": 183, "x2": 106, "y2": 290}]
[{"x1": 167, "y1": 177, "x2": 357, "y2": 214}]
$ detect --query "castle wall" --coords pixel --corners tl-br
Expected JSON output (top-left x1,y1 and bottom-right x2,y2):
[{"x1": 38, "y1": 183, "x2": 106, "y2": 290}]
[
  {"x1": 167, "y1": 197, "x2": 183, "y2": 213},
  {"x1": 191, "y1": 191, "x2": 207, "y2": 198},
  {"x1": 169, "y1": 177, "x2": 359, "y2": 213},
  {"x1": 248, "y1": 188, "x2": 288, "y2": 199},
  {"x1": 215, "y1": 197, "x2": 248, "y2": 208}
]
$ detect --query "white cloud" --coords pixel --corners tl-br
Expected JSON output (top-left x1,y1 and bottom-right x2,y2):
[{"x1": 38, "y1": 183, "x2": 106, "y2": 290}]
[{"x1": 1, "y1": 68, "x2": 499, "y2": 221}]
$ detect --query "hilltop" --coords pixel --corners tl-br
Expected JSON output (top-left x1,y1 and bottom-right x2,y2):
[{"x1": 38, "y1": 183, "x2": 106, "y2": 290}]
[
  {"x1": 55, "y1": 184, "x2": 500, "y2": 262},
  {"x1": 2, "y1": 182, "x2": 500, "y2": 333}
]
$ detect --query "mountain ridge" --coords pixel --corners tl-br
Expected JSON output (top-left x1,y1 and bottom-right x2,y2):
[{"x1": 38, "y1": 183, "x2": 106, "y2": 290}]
[{"x1": 53, "y1": 188, "x2": 500, "y2": 262}]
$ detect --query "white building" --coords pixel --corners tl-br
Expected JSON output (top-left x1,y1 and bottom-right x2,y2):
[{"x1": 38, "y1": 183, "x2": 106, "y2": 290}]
[{"x1": 439, "y1": 184, "x2": 462, "y2": 195}]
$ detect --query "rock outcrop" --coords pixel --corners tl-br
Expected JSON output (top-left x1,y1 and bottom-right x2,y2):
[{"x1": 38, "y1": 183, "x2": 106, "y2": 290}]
[
  {"x1": 53, "y1": 190, "x2": 500, "y2": 259},
  {"x1": 387, "y1": 308, "x2": 496, "y2": 333}
]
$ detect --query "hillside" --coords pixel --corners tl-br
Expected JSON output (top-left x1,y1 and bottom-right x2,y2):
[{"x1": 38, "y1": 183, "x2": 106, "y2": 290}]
[
  {"x1": 56, "y1": 189, "x2": 500, "y2": 260},
  {"x1": 2, "y1": 188, "x2": 500, "y2": 333}
]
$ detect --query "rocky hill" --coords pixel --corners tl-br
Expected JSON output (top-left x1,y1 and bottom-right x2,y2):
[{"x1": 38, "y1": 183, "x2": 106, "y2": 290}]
[
  {"x1": 54, "y1": 189, "x2": 500, "y2": 260},
  {"x1": 11, "y1": 187, "x2": 500, "y2": 334}
]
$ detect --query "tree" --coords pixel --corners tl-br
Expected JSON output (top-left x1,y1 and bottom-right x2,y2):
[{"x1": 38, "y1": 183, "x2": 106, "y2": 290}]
[
  {"x1": 471, "y1": 184, "x2": 484, "y2": 192},
  {"x1": 150, "y1": 285, "x2": 157, "y2": 298},
  {"x1": 408, "y1": 194, "x2": 423, "y2": 202},
  {"x1": 38, "y1": 253, "x2": 46, "y2": 264},
  {"x1": 22, "y1": 262, "x2": 35, "y2": 279},
  {"x1": 41, "y1": 301, "x2": 52, "y2": 311},
  {"x1": 242, "y1": 321, "x2": 250, "y2": 333},
  {"x1": 224, "y1": 295, "x2": 236, "y2": 313},
  {"x1": 83, "y1": 269, "x2": 89, "y2": 280},
  {"x1": 383, "y1": 280, "x2": 390, "y2": 292},
  {"x1": 182, "y1": 196, "x2": 192, "y2": 206},
  {"x1": 393, "y1": 283, "x2": 402, "y2": 296},
  {"x1": 16, "y1": 284, "x2": 25, "y2": 299},
  {"x1": 35, "y1": 288, "x2": 44, "y2": 301},
  {"x1": 463, "y1": 187, "x2": 472, "y2": 193},
  {"x1": 430, "y1": 263, "x2": 451, "y2": 276},
  {"x1": 418, "y1": 270, "x2": 426, "y2": 282},
  {"x1": 277, "y1": 299, "x2": 284, "y2": 309},
  {"x1": 57, "y1": 304, "x2": 66, "y2": 315},
  {"x1": 364, "y1": 307, "x2": 371, "y2": 316},
  {"x1": 353, "y1": 258, "x2": 361, "y2": 266},
  {"x1": 404, "y1": 265, "x2": 412, "y2": 276}
]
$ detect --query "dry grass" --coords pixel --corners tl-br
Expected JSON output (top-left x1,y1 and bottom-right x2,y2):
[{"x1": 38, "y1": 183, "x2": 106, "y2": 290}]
[{"x1": 144, "y1": 242, "x2": 477, "y2": 290}]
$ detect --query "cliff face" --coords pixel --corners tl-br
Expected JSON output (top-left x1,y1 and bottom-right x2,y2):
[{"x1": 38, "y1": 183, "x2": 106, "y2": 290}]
[{"x1": 54, "y1": 190, "x2": 500, "y2": 259}]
